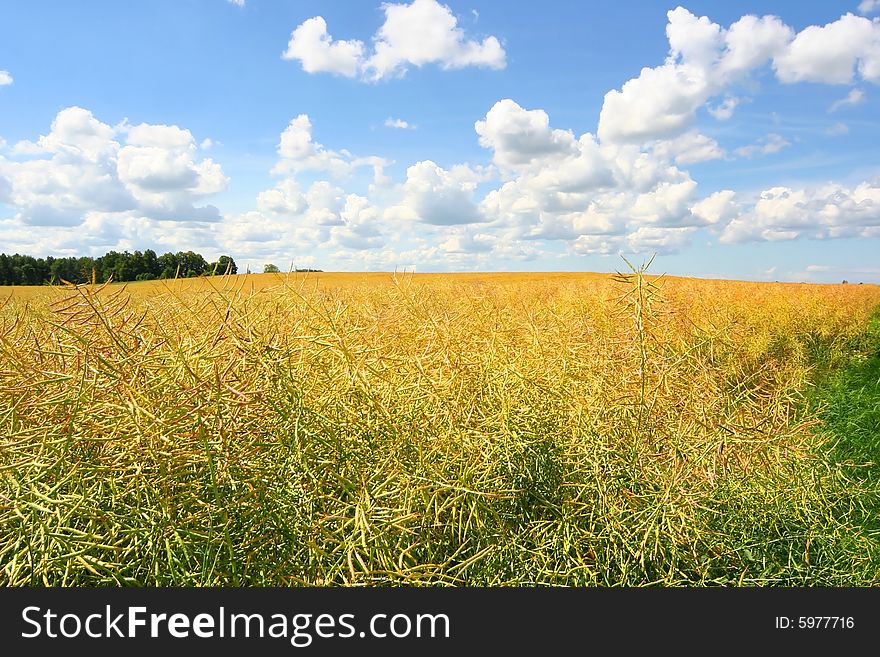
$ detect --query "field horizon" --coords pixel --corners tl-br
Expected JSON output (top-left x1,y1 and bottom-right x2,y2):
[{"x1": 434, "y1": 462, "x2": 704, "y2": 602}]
[{"x1": 5, "y1": 267, "x2": 875, "y2": 299}]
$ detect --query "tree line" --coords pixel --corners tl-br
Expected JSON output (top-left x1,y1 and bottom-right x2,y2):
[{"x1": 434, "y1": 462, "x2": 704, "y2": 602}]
[{"x1": 0, "y1": 250, "x2": 238, "y2": 286}]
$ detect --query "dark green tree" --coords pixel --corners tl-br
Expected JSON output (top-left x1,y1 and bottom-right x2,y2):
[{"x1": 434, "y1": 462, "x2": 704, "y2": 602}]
[
  {"x1": 0, "y1": 250, "x2": 241, "y2": 285},
  {"x1": 216, "y1": 255, "x2": 237, "y2": 275}
]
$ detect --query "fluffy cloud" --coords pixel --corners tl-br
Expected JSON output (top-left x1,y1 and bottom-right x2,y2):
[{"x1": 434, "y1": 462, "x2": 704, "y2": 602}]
[
  {"x1": 665, "y1": 7, "x2": 724, "y2": 69},
  {"x1": 598, "y1": 8, "x2": 880, "y2": 145},
  {"x1": 217, "y1": 188, "x2": 387, "y2": 261},
  {"x1": 475, "y1": 99, "x2": 577, "y2": 171},
  {"x1": 690, "y1": 190, "x2": 739, "y2": 225},
  {"x1": 598, "y1": 62, "x2": 714, "y2": 143},
  {"x1": 629, "y1": 180, "x2": 699, "y2": 225},
  {"x1": 0, "y1": 171, "x2": 11, "y2": 203},
  {"x1": 266, "y1": 116, "x2": 390, "y2": 193},
  {"x1": 438, "y1": 228, "x2": 494, "y2": 254},
  {"x1": 860, "y1": 0, "x2": 880, "y2": 15},
  {"x1": 720, "y1": 180, "x2": 880, "y2": 243},
  {"x1": 332, "y1": 194, "x2": 383, "y2": 248},
  {"x1": 119, "y1": 124, "x2": 227, "y2": 202},
  {"x1": 597, "y1": 9, "x2": 792, "y2": 143},
  {"x1": 303, "y1": 181, "x2": 346, "y2": 227},
  {"x1": 271, "y1": 114, "x2": 390, "y2": 180},
  {"x1": 717, "y1": 14, "x2": 793, "y2": 75},
  {"x1": 363, "y1": 0, "x2": 505, "y2": 80},
  {"x1": 282, "y1": 0, "x2": 505, "y2": 82},
  {"x1": 0, "y1": 107, "x2": 226, "y2": 228},
  {"x1": 473, "y1": 100, "x2": 705, "y2": 249},
  {"x1": 651, "y1": 131, "x2": 725, "y2": 165},
  {"x1": 570, "y1": 234, "x2": 621, "y2": 256},
  {"x1": 774, "y1": 14, "x2": 880, "y2": 84},
  {"x1": 387, "y1": 160, "x2": 483, "y2": 225},
  {"x1": 0, "y1": 70, "x2": 12, "y2": 86},
  {"x1": 281, "y1": 17, "x2": 364, "y2": 78},
  {"x1": 257, "y1": 179, "x2": 307, "y2": 216},
  {"x1": 219, "y1": 116, "x2": 394, "y2": 258},
  {"x1": 626, "y1": 226, "x2": 696, "y2": 253}
]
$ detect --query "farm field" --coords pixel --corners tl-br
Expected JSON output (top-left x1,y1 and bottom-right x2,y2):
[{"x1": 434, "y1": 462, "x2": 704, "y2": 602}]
[{"x1": 1, "y1": 270, "x2": 879, "y2": 586}]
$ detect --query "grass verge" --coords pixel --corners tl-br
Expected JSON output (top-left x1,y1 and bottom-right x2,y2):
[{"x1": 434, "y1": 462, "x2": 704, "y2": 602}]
[{"x1": 700, "y1": 310, "x2": 880, "y2": 586}]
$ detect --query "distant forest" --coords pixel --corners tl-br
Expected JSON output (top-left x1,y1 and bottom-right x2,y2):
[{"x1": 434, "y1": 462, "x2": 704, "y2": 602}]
[{"x1": 0, "y1": 250, "x2": 238, "y2": 286}]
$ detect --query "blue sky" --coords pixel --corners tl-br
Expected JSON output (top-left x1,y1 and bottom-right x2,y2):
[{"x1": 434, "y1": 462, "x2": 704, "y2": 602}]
[{"x1": 1, "y1": 0, "x2": 879, "y2": 282}]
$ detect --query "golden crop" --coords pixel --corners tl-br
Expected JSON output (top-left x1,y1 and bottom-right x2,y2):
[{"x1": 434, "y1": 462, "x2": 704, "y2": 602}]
[{"x1": 1, "y1": 270, "x2": 879, "y2": 585}]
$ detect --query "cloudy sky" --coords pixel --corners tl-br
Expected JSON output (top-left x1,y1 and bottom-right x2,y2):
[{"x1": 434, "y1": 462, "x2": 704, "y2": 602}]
[{"x1": 1, "y1": 0, "x2": 880, "y2": 282}]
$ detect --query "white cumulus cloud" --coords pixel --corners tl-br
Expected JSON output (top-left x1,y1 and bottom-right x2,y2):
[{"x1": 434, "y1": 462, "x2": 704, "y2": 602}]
[
  {"x1": 363, "y1": 0, "x2": 505, "y2": 80},
  {"x1": 598, "y1": 7, "x2": 880, "y2": 145},
  {"x1": 281, "y1": 16, "x2": 365, "y2": 78},
  {"x1": 626, "y1": 226, "x2": 696, "y2": 253},
  {"x1": 282, "y1": 0, "x2": 505, "y2": 82},
  {"x1": 0, "y1": 70, "x2": 12, "y2": 86},
  {"x1": 332, "y1": 194, "x2": 384, "y2": 249},
  {"x1": 721, "y1": 179, "x2": 880, "y2": 243},
  {"x1": 273, "y1": 115, "x2": 355, "y2": 177},
  {"x1": 257, "y1": 179, "x2": 307, "y2": 216},
  {"x1": 475, "y1": 100, "x2": 704, "y2": 248},
  {"x1": 0, "y1": 107, "x2": 226, "y2": 229},
  {"x1": 652, "y1": 131, "x2": 725, "y2": 166},
  {"x1": 774, "y1": 13, "x2": 880, "y2": 84},
  {"x1": 598, "y1": 9, "x2": 793, "y2": 143},
  {"x1": 690, "y1": 189, "x2": 739, "y2": 224},
  {"x1": 387, "y1": 160, "x2": 483, "y2": 225},
  {"x1": 475, "y1": 99, "x2": 577, "y2": 171}
]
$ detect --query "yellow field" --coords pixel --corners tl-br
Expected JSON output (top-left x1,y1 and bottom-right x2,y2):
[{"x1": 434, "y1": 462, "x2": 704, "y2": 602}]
[
  {"x1": 2, "y1": 270, "x2": 616, "y2": 300},
  {"x1": 2, "y1": 270, "x2": 879, "y2": 585}
]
